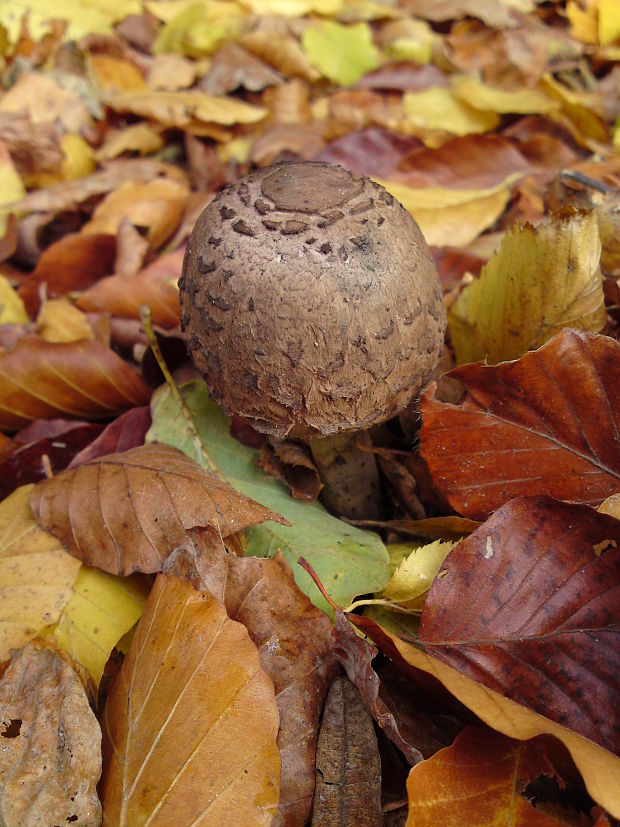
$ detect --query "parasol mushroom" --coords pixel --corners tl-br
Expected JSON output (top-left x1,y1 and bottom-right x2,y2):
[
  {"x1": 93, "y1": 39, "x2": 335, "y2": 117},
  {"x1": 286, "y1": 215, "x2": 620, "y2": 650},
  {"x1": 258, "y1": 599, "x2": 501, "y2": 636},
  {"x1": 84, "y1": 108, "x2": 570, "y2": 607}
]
[{"x1": 179, "y1": 161, "x2": 446, "y2": 518}]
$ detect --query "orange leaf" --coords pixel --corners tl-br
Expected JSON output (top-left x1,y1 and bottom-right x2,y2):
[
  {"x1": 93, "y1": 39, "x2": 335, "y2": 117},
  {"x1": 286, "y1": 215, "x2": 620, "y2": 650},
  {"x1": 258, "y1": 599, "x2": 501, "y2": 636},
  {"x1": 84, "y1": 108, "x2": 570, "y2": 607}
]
[{"x1": 0, "y1": 336, "x2": 150, "y2": 430}]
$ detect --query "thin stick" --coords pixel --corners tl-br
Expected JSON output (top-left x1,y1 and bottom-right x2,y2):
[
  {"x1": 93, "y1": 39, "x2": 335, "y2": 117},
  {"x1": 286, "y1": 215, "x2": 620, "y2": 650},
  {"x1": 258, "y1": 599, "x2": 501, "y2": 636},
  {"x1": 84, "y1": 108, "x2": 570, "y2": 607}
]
[{"x1": 139, "y1": 304, "x2": 226, "y2": 481}]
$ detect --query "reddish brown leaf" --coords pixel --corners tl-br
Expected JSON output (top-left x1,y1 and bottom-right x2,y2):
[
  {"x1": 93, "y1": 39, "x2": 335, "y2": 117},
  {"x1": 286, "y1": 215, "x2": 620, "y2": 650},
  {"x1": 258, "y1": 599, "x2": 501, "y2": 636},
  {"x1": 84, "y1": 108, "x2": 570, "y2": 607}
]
[
  {"x1": 201, "y1": 42, "x2": 282, "y2": 95},
  {"x1": 0, "y1": 336, "x2": 150, "y2": 430},
  {"x1": 316, "y1": 127, "x2": 423, "y2": 180},
  {"x1": 419, "y1": 330, "x2": 620, "y2": 519},
  {"x1": 68, "y1": 406, "x2": 151, "y2": 467},
  {"x1": 166, "y1": 537, "x2": 337, "y2": 827},
  {"x1": 418, "y1": 496, "x2": 620, "y2": 754},
  {"x1": 30, "y1": 443, "x2": 284, "y2": 575},
  {"x1": 0, "y1": 644, "x2": 101, "y2": 826},
  {"x1": 355, "y1": 62, "x2": 448, "y2": 93},
  {"x1": 258, "y1": 437, "x2": 322, "y2": 501}
]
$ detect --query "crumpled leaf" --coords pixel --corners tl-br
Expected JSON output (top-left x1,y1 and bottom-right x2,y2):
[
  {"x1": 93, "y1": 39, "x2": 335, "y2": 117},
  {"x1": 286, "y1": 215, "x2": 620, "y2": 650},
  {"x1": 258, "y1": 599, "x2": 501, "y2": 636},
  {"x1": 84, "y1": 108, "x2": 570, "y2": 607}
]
[
  {"x1": 0, "y1": 644, "x2": 101, "y2": 827},
  {"x1": 167, "y1": 536, "x2": 337, "y2": 827},
  {"x1": 406, "y1": 726, "x2": 570, "y2": 827},
  {"x1": 101, "y1": 573, "x2": 280, "y2": 826},
  {"x1": 302, "y1": 21, "x2": 379, "y2": 87},
  {"x1": 0, "y1": 336, "x2": 150, "y2": 430},
  {"x1": 241, "y1": 29, "x2": 321, "y2": 82},
  {"x1": 0, "y1": 485, "x2": 81, "y2": 662},
  {"x1": 31, "y1": 443, "x2": 284, "y2": 575},
  {"x1": 54, "y1": 565, "x2": 149, "y2": 687},
  {"x1": 201, "y1": 42, "x2": 283, "y2": 96},
  {"x1": 382, "y1": 540, "x2": 456, "y2": 612},
  {"x1": 419, "y1": 330, "x2": 620, "y2": 519},
  {"x1": 147, "y1": 379, "x2": 389, "y2": 614},
  {"x1": 448, "y1": 212, "x2": 606, "y2": 365},
  {"x1": 311, "y1": 676, "x2": 382, "y2": 826}
]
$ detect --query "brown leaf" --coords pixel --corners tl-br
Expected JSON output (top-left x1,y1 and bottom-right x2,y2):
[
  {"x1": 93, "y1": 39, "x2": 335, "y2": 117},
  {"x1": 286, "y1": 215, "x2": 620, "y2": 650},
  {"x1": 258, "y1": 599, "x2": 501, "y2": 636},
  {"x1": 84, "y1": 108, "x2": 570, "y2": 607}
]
[
  {"x1": 30, "y1": 443, "x2": 284, "y2": 575},
  {"x1": 355, "y1": 62, "x2": 448, "y2": 93},
  {"x1": 258, "y1": 437, "x2": 322, "y2": 501},
  {"x1": 418, "y1": 496, "x2": 620, "y2": 754},
  {"x1": 0, "y1": 336, "x2": 150, "y2": 430},
  {"x1": 316, "y1": 127, "x2": 424, "y2": 180},
  {"x1": 251, "y1": 122, "x2": 327, "y2": 167},
  {"x1": 311, "y1": 676, "x2": 382, "y2": 827},
  {"x1": 68, "y1": 406, "x2": 151, "y2": 467},
  {"x1": 0, "y1": 644, "x2": 101, "y2": 827},
  {"x1": 420, "y1": 330, "x2": 620, "y2": 519},
  {"x1": 165, "y1": 537, "x2": 337, "y2": 827},
  {"x1": 101, "y1": 573, "x2": 280, "y2": 826},
  {"x1": 353, "y1": 516, "x2": 481, "y2": 542},
  {"x1": 201, "y1": 42, "x2": 283, "y2": 96}
]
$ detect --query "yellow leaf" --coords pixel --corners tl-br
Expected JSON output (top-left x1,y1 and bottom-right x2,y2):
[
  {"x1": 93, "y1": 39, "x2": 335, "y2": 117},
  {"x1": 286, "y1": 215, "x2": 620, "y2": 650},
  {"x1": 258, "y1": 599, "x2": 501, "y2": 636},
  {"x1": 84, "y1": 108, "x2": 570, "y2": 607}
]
[
  {"x1": 376, "y1": 174, "x2": 520, "y2": 247},
  {"x1": 383, "y1": 540, "x2": 456, "y2": 612},
  {"x1": 0, "y1": 143, "x2": 24, "y2": 237},
  {"x1": 302, "y1": 21, "x2": 379, "y2": 87},
  {"x1": 0, "y1": 274, "x2": 28, "y2": 325},
  {"x1": 541, "y1": 74, "x2": 608, "y2": 145},
  {"x1": 89, "y1": 54, "x2": 146, "y2": 93},
  {"x1": 59, "y1": 133, "x2": 96, "y2": 181},
  {"x1": 0, "y1": 0, "x2": 114, "y2": 43},
  {"x1": 0, "y1": 72, "x2": 92, "y2": 133},
  {"x1": 598, "y1": 493, "x2": 620, "y2": 519},
  {"x1": 451, "y1": 74, "x2": 560, "y2": 115},
  {"x1": 448, "y1": 212, "x2": 606, "y2": 365},
  {"x1": 240, "y1": 0, "x2": 342, "y2": 14},
  {"x1": 105, "y1": 90, "x2": 266, "y2": 128},
  {"x1": 147, "y1": 53, "x2": 198, "y2": 91},
  {"x1": 380, "y1": 19, "x2": 439, "y2": 64},
  {"x1": 0, "y1": 485, "x2": 81, "y2": 662},
  {"x1": 402, "y1": 88, "x2": 500, "y2": 143},
  {"x1": 599, "y1": 0, "x2": 620, "y2": 45},
  {"x1": 145, "y1": 0, "x2": 245, "y2": 23},
  {"x1": 153, "y1": 2, "x2": 240, "y2": 57},
  {"x1": 54, "y1": 566, "x2": 150, "y2": 686},
  {"x1": 81, "y1": 178, "x2": 189, "y2": 249},
  {"x1": 242, "y1": 29, "x2": 321, "y2": 82},
  {"x1": 376, "y1": 623, "x2": 620, "y2": 819},
  {"x1": 567, "y1": 0, "x2": 598, "y2": 44},
  {"x1": 36, "y1": 299, "x2": 95, "y2": 344},
  {"x1": 95, "y1": 123, "x2": 164, "y2": 161}
]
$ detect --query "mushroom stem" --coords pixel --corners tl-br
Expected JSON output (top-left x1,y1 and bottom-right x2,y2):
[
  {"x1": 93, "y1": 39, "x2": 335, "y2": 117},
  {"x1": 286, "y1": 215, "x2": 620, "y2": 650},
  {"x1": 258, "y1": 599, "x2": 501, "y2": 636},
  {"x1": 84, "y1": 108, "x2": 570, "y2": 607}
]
[{"x1": 309, "y1": 431, "x2": 383, "y2": 521}]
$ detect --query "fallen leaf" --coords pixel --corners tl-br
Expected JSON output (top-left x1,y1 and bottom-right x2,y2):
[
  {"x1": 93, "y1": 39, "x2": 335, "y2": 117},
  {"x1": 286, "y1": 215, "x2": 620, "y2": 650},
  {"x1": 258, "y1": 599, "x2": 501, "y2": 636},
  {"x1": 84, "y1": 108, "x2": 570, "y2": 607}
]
[
  {"x1": 151, "y1": 0, "x2": 242, "y2": 57},
  {"x1": 90, "y1": 53, "x2": 146, "y2": 93},
  {"x1": 451, "y1": 74, "x2": 560, "y2": 115},
  {"x1": 0, "y1": 140, "x2": 25, "y2": 235},
  {"x1": 402, "y1": 88, "x2": 501, "y2": 141},
  {"x1": 316, "y1": 127, "x2": 423, "y2": 179},
  {"x1": 0, "y1": 72, "x2": 93, "y2": 133},
  {"x1": 0, "y1": 0, "x2": 139, "y2": 43},
  {"x1": 101, "y1": 573, "x2": 281, "y2": 826},
  {"x1": 0, "y1": 273, "x2": 28, "y2": 325},
  {"x1": 166, "y1": 538, "x2": 337, "y2": 827},
  {"x1": 95, "y1": 123, "x2": 164, "y2": 161},
  {"x1": 541, "y1": 75, "x2": 608, "y2": 147},
  {"x1": 405, "y1": 0, "x2": 528, "y2": 28},
  {"x1": 0, "y1": 336, "x2": 150, "y2": 430},
  {"x1": 258, "y1": 437, "x2": 322, "y2": 501},
  {"x1": 311, "y1": 676, "x2": 383, "y2": 826},
  {"x1": 377, "y1": 174, "x2": 520, "y2": 247},
  {"x1": 36, "y1": 298, "x2": 95, "y2": 343},
  {"x1": 355, "y1": 61, "x2": 448, "y2": 93},
  {"x1": 68, "y1": 405, "x2": 151, "y2": 467},
  {"x1": 419, "y1": 330, "x2": 620, "y2": 518},
  {"x1": 599, "y1": 493, "x2": 620, "y2": 520},
  {"x1": 406, "y1": 726, "x2": 570, "y2": 827},
  {"x1": 0, "y1": 485, "x2": 81, "y2": 661},
  {"x1": 353, "y1": 516, "x2": 481, "y2": 541},
  {"x1": 30, "y1": 443, "x2": 284, "y2": 575},
  {"x1": 302, "y1": 21, "x2": 379, "y2": 87},
  {"x1": 0, "y1": 644, "x2": 101, "y2": 827},
  {"x1": 448, "y1": 212, "x2": 606, "y2": 365},
  {"x1": 241, "y1": 29, "x2": 321, "y2": 82},
  {"x1": 54, "y1": 565, "x2": 150, "y2": 686},
  {"x1": 147, "y1": 379, "x2": 390, "y2": 613},
  {"x1": 382, "y1": 539, "x2": 456, "y2": 612},
  {"x1": 81, "y1": 178, "x2": 189, "y2": 249},
  {"x1": 147, "y1": 53, "x2": 198, "y2": 90},
  {"x1": 201, "y1": 42, "x2": 282, "y2": 95}
]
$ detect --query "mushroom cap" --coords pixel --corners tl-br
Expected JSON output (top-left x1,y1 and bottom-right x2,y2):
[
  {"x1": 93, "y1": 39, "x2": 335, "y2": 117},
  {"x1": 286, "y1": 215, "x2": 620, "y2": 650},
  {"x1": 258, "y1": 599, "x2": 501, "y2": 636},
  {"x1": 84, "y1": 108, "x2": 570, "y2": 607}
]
[{"x1": 179, "y1": 161, "x2": 446, "y2": 439}]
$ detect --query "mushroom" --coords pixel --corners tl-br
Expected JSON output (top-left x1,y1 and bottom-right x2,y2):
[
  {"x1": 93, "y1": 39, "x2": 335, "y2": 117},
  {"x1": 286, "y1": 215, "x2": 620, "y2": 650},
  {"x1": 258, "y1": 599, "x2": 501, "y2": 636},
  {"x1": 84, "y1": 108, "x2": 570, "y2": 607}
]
[{"x1": 179, "y1": 161, "x2": 446, "y2": 519}]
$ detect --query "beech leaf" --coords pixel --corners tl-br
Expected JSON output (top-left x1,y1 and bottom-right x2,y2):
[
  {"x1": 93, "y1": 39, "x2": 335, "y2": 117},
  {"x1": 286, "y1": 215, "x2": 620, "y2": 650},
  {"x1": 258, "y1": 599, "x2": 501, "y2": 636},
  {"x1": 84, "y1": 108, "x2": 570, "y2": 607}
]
[
  {"x1": 302, "y1": 21, "x2": 379, "y2": 87},
  {"x1": 0, "y1": 336, "x2": 151, "y2": 430},
  {"x1": 0, "y1": 644, "x2": 102, "y2": 827},
  {"x1": 30, "y1": 443, "x2": 284, "y2": 575},
  {"x1": 419, "y1": 330, "x2": 620, "y2": 519},
  {"x1": 101, "y1": 573, "x2": 281, "y2": 826}
]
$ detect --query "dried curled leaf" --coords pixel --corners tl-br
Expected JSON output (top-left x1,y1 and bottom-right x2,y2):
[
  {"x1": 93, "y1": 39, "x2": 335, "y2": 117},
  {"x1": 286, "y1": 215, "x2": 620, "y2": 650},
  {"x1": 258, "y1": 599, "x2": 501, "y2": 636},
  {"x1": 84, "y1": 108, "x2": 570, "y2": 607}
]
[
  {"x1": 419, "y1": 330, "x2": 620, "y2": 519},
  {"x1": 101, "y1": 574, "x2": 280, "y2": 827},
  {"x1": 0, "y1": 336, "x2": 150, "y2": 430},
  {"x1": 31, "y1": 443, "x2": 284, "y2": 575},
  {"x1": 0, "y1": 484, "x2": 81, "y2": 661},
  {"x1": 0, "y1": 644, "x2": 102, "y2": 827}
]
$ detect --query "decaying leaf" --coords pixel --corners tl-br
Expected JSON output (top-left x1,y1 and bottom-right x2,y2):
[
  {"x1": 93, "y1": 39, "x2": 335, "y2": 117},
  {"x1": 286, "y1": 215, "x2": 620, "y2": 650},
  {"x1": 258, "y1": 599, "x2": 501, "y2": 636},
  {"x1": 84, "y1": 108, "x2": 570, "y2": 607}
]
[
  {"x1": 406, "y1": 726, "x2": 570, "y2": 827},
  {"x1": 419, "y1": 330, "x2": 620, "y2": 519},
  {"x1": 0, "y1": 485, "x2": 81, "y2": 661},
  {"x1": 0, "y1": 644, "x2": 101, "y2": 827},
  {"x1": 101, "y1": 573, "x2": 280, "y2": 826},
  {"x1": 166, "y1": 536, "x2": 337, "y2": 827},
  {"x1": 0, "y1": 336, "x2": 150, "y2": 430},
  {"x1": 448, "y1": 212, "x2": 606, "y2": 365},
  {"x1": 30, "y1": 443, "x2": 284, "y2": 575},
  {"x1": 311, "y1": 676, "x2": 382, "y2": 827}
]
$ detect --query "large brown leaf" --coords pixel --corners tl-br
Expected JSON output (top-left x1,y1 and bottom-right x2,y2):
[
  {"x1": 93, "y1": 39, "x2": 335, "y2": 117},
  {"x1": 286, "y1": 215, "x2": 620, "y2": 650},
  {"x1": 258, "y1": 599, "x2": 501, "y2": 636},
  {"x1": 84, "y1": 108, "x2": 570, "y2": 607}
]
[
  {"x1": 101, "y1": 573, "x2": 280, "y2": 827},
  {"x1": 0, "y1": 336, "x2": 151, "y2": 430},
  {"x1": 165, "y1": 536, "x2": 338, "y2": 827},
  {"x1": 417, "y1": 496, "x2": 620, "y2": 754},
  {"x1": 419, "y1": 330, "x2": 620, "y2": 519},
  {"x1": 30, "y1": 443, "x2": 284, "y2": 575}
]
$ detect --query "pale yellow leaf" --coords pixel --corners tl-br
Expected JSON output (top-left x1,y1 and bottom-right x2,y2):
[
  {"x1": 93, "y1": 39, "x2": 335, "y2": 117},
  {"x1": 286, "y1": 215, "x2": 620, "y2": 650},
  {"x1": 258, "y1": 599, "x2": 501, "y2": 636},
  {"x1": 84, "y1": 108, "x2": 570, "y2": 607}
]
[
  {"x1": 383, "y1": 540, "x2": 456, "y2": 612},
  {"x1": 152, "y1": 2, "x2": 242, "y2": 57},
  {"x1": 376, "y1": 174, "x2": 520, "y2": 247},
  {"x1": 448, "y1": 212, "x2": 606, "y2": 364},
  {"x1": 379, "y1": 19, "x2": 439, "y2": 64},
  {"x1": 54, "y1": 566, "x2": 150, "y2": 687},
  {"x1": 541, "y1": 74, "x2": 608, "y2": 145},
  {"x1": 0, "y1": 486, "x2": 81, "y2": 662},
  {"x1": 598, "y1": 493, "x2": 620, "y2": 520},
  {"x1": 0, "y1": 0, "x2": 120, "y2": 43},
  {"x1": 148, "y1": 53, "x2": 198, "y2": 90},
  {"x1": 240, "y1": 0, "x2": 341, "y2": 14},
  {"x1": 599, "y1": 0, "x2": 620, "y2": 44},
  {"x1": 36, "y1": 299, "x2": 95, "y2": 344},
  {"x1": 59, "y1": 133, "x2": 96, "y2": 181},
  {"x1": 452, "y1": 75, "x2": 560, "y2": 115},
  {"x1": 105, "y1": 90, "x2": 266, "y2": 128},
  {"x1": 145, "y1": 0, "x2": 245, "y2": 23},
  {"x1": 95, "y1": 124, "x2": 164, "y2": 161},
  {"x1": 403, "y1": 88, "x2": 500, "y2": 140},
  {"x1": 0, "y1": 274, "x2": 28, "y2": 325}
]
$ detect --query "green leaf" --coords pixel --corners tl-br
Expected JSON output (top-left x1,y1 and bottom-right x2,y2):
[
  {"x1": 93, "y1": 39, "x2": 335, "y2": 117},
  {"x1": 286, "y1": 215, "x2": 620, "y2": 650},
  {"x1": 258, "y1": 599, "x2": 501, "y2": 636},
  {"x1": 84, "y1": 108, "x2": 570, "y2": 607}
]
[
  {"x1": 146, "y1": 380, "x2": 389, "y2": 613},
  {"x1": 301, "y1": 20, "x2": 379, "y2": 87}
]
